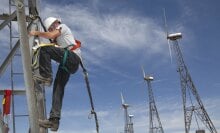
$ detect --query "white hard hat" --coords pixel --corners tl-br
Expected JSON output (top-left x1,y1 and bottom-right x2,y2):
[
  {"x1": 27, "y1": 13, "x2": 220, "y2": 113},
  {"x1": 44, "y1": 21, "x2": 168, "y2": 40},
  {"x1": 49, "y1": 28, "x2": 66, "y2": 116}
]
[{"x1": 44, "y1": 17, "x2": 61, "y2": 30}]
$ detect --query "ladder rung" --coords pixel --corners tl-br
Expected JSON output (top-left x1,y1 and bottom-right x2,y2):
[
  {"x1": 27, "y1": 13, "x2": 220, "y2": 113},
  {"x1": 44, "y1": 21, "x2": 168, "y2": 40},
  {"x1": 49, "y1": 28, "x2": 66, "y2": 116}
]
[
  {"x1": 0, "y1": 90, "x2": 26, "y2": 95},
  {"x1": 11, "y1": 36, "x2": 19, "y2": 39},
  {"x1": 14, "y1": 114, "x2": 29, "y2": 117},
  {"x1": 10, "y1": 4, "x2": 29, "y2": 7},
  {"x1": 14, "y1": 53, "x2": 21, "y2": 56},
  {"x1": 13, "y1": 72, "x2": 23, "y2": 75}
]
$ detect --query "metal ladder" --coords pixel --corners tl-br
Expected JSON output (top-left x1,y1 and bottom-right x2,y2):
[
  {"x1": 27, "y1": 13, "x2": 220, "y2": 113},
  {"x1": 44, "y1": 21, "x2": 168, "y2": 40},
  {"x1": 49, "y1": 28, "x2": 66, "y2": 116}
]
[{"x1": 0, "y1": 0, "x2": 48, "y2": 132}]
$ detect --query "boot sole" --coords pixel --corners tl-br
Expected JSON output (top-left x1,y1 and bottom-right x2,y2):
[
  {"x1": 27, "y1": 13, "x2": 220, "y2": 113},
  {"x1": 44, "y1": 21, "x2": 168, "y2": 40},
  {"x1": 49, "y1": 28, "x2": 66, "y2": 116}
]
[
  {"x1": 39, "y1": 119, "x2": 59, "y2": 131},
  {"x1": 39, "y1": 119, "x2": 52, "y2": 128}
]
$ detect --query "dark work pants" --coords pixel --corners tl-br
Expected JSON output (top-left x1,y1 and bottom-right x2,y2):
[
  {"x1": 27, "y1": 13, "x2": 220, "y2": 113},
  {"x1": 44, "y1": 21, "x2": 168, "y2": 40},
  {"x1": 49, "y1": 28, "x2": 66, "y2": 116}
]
[{"x1": 39, "y1": 46, "x2": 80, "y2": 119}]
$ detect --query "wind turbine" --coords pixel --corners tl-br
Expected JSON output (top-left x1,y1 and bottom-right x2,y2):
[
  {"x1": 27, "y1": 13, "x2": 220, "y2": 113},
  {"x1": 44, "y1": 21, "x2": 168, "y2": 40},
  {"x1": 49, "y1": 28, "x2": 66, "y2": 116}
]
[
  {"x1": 121, "y1": 92, "x2": 134, "y2": 133},
  {"x1": 142, "y1": 67, "x2": 164, "y2": 133},
  {"x1": 128, "y1": 115, "x2": 134, "y2": 133},
  {"x1": 121, "y1": 92, "x2": 130, "y2": 133},
  {"x1": 165, "y1": 12, "x2": 217, "y2": 133}
]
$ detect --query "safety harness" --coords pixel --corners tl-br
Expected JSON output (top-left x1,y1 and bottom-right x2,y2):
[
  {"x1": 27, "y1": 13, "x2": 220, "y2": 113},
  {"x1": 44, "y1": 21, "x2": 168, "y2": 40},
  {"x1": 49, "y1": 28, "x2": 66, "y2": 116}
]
[
  {"x1": 32, "y1": 40, "x2": 81, "y2": 73},
  {"x1": 59, "y1": 40, "x2": 81, "y2": 73}
]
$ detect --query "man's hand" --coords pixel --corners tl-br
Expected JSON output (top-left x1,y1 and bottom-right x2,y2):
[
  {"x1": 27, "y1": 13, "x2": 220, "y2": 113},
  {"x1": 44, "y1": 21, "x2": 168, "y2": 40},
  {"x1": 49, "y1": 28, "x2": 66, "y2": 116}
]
[{"x1": 29, "y1": 30, "x2": 39, "y2": 36}]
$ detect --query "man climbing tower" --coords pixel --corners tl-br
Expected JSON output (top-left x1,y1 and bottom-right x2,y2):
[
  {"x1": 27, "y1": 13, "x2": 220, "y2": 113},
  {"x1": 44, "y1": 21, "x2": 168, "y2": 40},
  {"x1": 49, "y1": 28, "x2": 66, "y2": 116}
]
[{"x1": 29, "y1": 17, "x2": 81, "y2": 131}]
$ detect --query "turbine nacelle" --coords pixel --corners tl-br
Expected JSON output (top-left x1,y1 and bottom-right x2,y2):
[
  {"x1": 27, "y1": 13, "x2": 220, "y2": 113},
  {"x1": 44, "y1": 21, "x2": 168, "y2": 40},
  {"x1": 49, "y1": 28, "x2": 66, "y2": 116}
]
[
  {"x1": 122, "y1": 103, "x2": 130, "y2": 109},
  {"x1": 129, "y1": 115, "x2": 134, "y2": 118},
  {"x1": 144, "y1": 76, "x2": 154, "y2": 81},
  {"x1": 142, "y1": 67, "x2": 156, "y2": 87},
  {"x1": 167, "y1": 32, "x2": 182, "y2": 40},
  {"x1": 141, "y1": 66, "x2": 154, "y2": 81}
]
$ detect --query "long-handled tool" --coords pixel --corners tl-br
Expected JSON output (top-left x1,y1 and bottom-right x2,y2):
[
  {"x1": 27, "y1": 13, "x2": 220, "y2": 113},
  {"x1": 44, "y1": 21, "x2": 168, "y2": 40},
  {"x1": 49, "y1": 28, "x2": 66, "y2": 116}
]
[{"x1": 80, "y1": 61, "x2": 99, "y2": 133}]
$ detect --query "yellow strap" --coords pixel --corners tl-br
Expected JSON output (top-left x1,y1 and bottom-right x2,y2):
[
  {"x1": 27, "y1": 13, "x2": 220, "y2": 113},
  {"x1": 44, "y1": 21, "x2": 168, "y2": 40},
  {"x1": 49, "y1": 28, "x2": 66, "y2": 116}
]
[
  {"x1": 32, "y1": 49, "x2": 40, "y2": 68},
  {"x1": 2, "y1": 98, "x2": 5, "y2": 105},
  {"x1": 32, "y1": 43, "x2": 56, "y2": 69},
  {"x1": 32, "y1": 43, "x2": 56, "y2": 51},
  {"x1": 38, "y1": 43, "x2": 55, "y2": 47}
]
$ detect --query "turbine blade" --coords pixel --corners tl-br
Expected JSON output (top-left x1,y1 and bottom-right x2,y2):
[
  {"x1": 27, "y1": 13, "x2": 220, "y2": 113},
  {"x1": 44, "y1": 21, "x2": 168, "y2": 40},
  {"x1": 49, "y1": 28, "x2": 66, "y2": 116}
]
[
  {"x1": 163, "y1": 8, "x2": 169, "y2": 37},
  {"x1": 121, "y1": 92, "x2": 125, "y2": 105},
  {"x1": 167, "y1": 39, "x2": 173, "y2": 63},
  {"x1": 141, "y1": 66, "x2": 146, "y2": 78}
]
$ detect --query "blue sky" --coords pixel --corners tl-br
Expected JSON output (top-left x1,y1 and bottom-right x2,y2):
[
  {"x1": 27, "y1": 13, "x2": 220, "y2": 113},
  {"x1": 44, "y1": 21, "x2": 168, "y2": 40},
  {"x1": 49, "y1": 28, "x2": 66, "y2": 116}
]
[{"x1": 0, "y1": 0, "x2": 220, "y2": 133}]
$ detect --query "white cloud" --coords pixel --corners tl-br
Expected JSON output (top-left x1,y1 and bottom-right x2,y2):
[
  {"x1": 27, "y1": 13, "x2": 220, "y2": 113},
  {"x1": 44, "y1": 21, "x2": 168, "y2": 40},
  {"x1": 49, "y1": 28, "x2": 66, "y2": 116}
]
[
  {"x1": 1, "y1": 1, "x2": 219, "y2": 133},
  {"x1": 40, "y1": 3, "x2": 168, "y2": 58},
  {"x1": 62, "y1": 109, "x2": 89, "y2": 117},
  {"x1": 58, "y1": 97, "x2": 220, "y2": 133},
  {"x1": 0, "y1": 0, "x2": 9, "y2": 13},
  {"x1": 37, "y1": 2, "x2": 171, "y2": 79}
]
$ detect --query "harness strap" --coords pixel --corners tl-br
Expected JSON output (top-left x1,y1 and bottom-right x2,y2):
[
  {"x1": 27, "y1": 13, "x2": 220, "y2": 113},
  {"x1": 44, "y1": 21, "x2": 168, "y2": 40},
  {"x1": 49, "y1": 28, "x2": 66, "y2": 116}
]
[
  {"x1": 32, "y1": 43, "x2": 55, "y2": 69},
  {"x1": 59, "y1": 40, "x2": 81, "y2": 73},
  {"x1": 59, "y1": 49, "x2": 70, "y2": 73}
]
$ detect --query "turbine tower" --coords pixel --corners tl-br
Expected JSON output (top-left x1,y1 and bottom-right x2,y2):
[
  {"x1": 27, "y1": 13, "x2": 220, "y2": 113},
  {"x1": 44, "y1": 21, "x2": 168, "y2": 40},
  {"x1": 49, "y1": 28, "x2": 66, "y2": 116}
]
[
  {"x1": 167, "y1": 32, "x2": 217, "y2": 133},
  {"x1": 142, "y1": 69, "x2": 164, "y2": 133},
  {"x1": 128, "y1": 115, "x2": 134, "y2": 133},
  {"x1": 121, "y1": 93, "x2": 134, "y2": 133}
]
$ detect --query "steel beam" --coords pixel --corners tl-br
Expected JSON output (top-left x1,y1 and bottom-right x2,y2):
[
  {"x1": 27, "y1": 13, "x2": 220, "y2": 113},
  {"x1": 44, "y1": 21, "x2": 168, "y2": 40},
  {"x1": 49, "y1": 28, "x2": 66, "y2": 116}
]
[
  {"x1": 0, "y1": 14, "x2": 32, "y2": 22},
  {"x1": 15, "y1": 0, "x2": 39, "y2": 132},
  {"x1": 28, "y1": 0, "x2": 38, "y2": 15},
  {"x1": 29, "y1": 17, "x2": 48, "y2": 133},
  {"x1": 34, "y1": 83, "x2": 48, "y2": 133},
  {"x1": 0, "y1": 14, "x2": 14, "y2": 20},
  {"x1": 0, "y1": 11, "x2": 17, "y2": 30},
  {"x1": 0, "y1": 41, "x2": 19, "y2": 77},
  {"x1": 0, "y1": 22, "x2": 34, "y2": 77},
  {"x1": 28, "y1": 0, "x2": 37, "y2": 8},
  {"x1": 0, "y1": 90, "x2": 25, "y2": 95}
]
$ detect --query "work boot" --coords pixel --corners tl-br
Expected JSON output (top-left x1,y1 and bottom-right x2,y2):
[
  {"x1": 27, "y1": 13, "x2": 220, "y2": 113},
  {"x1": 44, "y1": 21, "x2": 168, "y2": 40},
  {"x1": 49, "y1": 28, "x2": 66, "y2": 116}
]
[
  {"x1": 39, "y1": 118, "x2": 59, "y2": 131},
  {"x1": 33, "y1": 73, "x2": 52, "y2": 87}
]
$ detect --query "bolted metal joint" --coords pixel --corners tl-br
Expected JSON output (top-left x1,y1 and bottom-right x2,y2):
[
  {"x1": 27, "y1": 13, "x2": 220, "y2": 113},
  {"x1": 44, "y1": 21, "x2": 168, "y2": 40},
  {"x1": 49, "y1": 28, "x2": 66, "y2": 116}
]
[{"x1": 15, "y1": 1, "x2": 24, "y2": 9}]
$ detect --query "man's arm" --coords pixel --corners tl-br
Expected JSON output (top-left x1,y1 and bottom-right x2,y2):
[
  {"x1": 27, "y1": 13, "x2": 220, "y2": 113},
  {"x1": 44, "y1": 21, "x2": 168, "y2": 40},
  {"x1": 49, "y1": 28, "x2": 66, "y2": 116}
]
[{"x1": 29, "y1": 29, "x2": 61, "y2": 39}]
